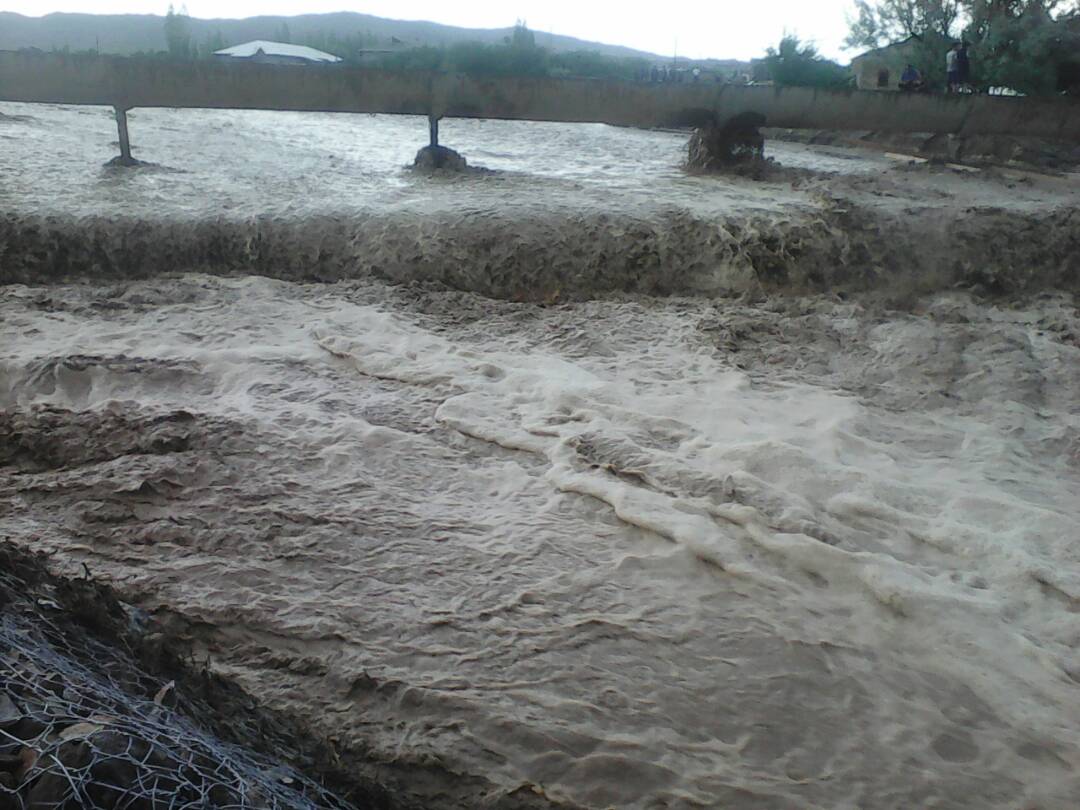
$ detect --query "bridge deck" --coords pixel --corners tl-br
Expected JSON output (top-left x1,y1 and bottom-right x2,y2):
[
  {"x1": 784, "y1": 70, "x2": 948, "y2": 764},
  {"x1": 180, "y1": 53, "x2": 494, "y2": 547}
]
[{"x1": 2, "y1": 51, "x2": 1079, "y2": 140}]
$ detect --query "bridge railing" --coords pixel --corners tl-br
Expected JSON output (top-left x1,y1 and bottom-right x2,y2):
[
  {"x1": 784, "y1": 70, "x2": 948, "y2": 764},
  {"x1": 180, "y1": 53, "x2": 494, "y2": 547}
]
[{"x1": 2, "y1": 50, "x2": 1079, "y2": 154}]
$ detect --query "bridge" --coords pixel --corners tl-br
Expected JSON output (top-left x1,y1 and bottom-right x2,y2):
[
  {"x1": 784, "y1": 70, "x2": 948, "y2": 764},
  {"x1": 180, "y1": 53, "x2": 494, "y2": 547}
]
[{"x1": 2, "y1": 50, "x2": 1079, "y2": 165}]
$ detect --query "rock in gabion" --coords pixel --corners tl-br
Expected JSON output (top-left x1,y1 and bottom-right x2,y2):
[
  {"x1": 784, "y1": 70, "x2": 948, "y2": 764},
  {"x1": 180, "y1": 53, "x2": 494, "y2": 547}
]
[{"x1": 0, "y1": 559, "x2": 357, "y2": 810}]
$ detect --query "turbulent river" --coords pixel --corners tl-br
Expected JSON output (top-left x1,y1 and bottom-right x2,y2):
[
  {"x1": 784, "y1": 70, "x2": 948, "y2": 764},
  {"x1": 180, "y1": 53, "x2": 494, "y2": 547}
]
[{"x1": 1, "y1": 102, "x2": 1079, "y2": 809}]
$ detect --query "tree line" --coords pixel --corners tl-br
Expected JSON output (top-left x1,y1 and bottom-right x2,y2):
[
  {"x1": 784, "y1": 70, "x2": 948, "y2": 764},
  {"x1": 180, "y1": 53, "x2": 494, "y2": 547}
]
[
  {"x1": 846, "y1": 0, "x2": 1080, "y2": 94},
  {"x1": 755, "y1": 2, "x2": 1080, "y2": 94},
  {"x1": 71, "y1": 3, "x2": 1080, "y2": 95}
]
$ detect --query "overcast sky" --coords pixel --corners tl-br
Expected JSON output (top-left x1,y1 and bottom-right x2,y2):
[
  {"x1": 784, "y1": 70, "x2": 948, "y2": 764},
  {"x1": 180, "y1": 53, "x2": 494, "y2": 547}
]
[{"x1": 1, "y1": 1, "x2": 860, "y2": 60}]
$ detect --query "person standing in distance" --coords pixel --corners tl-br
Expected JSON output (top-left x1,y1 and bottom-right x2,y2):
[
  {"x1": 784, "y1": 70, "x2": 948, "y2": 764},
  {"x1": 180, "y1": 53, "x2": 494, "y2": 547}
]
[
  {"x1": 956, "y1": 42, "x2": 971, "y2": 92},
  {"x1": 946, "y1": 43, "x2": 960, "y2": 93}
]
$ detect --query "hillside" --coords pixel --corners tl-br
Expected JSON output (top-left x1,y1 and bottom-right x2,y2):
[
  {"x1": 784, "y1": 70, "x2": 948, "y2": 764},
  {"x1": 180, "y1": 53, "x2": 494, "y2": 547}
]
[{"x1": 0, "y1": 11, "x2": 663, "y2": 60}]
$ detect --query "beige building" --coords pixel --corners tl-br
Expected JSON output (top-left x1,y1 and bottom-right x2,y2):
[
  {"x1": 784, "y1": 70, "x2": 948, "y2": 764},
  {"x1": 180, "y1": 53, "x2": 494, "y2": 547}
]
[{"x1": 850, "y1": 36, "x2": 922, "y2": 91}]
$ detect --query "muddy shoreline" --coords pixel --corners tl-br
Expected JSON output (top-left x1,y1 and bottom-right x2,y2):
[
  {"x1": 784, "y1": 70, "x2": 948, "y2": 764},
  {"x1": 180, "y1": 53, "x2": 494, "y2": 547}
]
[{"x1": 764, "y1": 127, "x2": 1080, "y2": 172}]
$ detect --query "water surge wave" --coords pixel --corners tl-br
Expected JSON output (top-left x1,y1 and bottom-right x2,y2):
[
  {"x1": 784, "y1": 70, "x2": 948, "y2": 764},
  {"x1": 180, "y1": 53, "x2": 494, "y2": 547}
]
[{"x1": 3, "y1": 202, "x2": 1079, "y2": 299}]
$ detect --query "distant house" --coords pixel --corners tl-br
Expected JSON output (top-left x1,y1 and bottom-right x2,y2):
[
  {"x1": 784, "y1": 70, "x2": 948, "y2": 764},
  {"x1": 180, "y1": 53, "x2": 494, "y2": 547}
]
[
  {"x1": 850, "y1": 36, "x2": 921, "y2": 91},
  {"x1": 351, "y1": 39, "x2": 415, "y2": 67},
  {"x1": 214, "y1": 40, "x2": 343, "y2": 66}
]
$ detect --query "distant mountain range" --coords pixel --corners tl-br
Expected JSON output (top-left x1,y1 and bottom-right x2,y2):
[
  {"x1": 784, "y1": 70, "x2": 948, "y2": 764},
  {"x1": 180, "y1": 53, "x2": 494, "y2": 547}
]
[{"x1": 0, "y1": 11, "x2": 668, "y2": 60}]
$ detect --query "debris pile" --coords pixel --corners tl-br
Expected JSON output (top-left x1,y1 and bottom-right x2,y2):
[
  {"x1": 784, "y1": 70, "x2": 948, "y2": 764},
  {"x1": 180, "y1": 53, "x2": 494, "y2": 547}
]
[{"x1": 686, "y1": 112, "x2": 770, "y2": 176}]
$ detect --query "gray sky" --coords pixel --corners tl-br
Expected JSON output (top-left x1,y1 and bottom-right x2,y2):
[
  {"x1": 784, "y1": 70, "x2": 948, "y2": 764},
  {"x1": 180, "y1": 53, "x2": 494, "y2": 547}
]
[{"x1": 1, "y1": 1, "x2": 859, "y2": 61}]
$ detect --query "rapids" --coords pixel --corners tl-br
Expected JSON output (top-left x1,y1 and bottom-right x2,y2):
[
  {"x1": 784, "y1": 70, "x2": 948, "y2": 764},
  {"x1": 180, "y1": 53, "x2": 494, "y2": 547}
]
[{"x1": 1, "y1": 101, "x2": 1079, "y2": 809}]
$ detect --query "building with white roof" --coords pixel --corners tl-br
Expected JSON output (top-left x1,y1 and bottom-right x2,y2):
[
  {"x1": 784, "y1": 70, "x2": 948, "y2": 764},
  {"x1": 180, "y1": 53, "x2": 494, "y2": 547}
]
[{"x1": 214, "y1": 40, "x2": 343, "y2": 66}]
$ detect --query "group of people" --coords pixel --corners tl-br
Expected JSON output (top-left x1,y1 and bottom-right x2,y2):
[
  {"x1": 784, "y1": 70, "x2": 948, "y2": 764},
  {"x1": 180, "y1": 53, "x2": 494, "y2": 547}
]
[
  {"x1": 898, "y1": 42, "x2": 972, "y2": 94},
  {"x1": 647, "y1": 64, "x2": 704, "y2": 83}
]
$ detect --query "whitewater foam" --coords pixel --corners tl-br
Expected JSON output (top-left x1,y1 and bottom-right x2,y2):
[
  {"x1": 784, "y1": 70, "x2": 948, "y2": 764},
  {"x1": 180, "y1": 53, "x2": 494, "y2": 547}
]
[
  {"x1": 3, "y1": 102, "x2": 1080, "y2": 299},
  {"x1": 4, "y1": 274, "x2": 1076, "y2": 807}
]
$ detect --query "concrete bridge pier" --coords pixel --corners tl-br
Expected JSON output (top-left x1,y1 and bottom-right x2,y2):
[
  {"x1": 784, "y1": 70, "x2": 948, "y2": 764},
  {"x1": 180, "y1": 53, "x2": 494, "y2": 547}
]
[
  {"x1": 414, "y1": 113, "x2": 468, "y2": 171},
  {"x1": 110, "y1": 106, "x2": 139, "y2": 167}
]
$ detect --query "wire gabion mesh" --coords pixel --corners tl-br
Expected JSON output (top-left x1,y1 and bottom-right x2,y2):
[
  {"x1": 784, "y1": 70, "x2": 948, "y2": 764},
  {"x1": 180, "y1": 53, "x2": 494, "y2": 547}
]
[{"x1": 0, "y1": 565, "x2": 356, "y2": 810}]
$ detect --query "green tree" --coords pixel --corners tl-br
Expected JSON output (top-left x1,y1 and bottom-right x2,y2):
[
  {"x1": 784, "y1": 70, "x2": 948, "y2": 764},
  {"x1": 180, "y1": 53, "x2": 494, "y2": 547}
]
[
  {"x1": 446, "y1": 40, "x2": 548, "y2": 77},
  {"x1": 275, "y1": 22, "x2": 292, "y2": 43},
  {"x1": 848, "y1": 1, "x2": 971, "y2": 91},
  {"x1": 200, "y1": 30, "x2": 226, "y2": 59},
  {"x1": 764, "y1": 35, "x2": 853, "y2": 88},
  {"x1": 847, "y1": 0, "x2": 1080, "y2": 93},
  {"x1": 846, "y1": 0, "x2": 962, "y2": 48},
  {"x1": 375, "y1": 46, "x2": 445, "y2": 72},
  {"x1": 549, "y1": 51, "x2": 648, "y2": 80},
  {"x1": 969, "y1": 3, "x2": 1080, "y2": 92},
  {"x1": 164, "y1": 4, "x2": 192, "y2": 59},
  {"x1": 509, "y1": 20, "x2": 536, "y2": 49}
]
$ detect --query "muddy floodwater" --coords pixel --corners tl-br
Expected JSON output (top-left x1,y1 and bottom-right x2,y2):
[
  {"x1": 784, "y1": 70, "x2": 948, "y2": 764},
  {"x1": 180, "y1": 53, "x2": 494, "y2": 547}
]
[{"x1": 1, "y1": 102, "x2": 1079, "y2": 809}]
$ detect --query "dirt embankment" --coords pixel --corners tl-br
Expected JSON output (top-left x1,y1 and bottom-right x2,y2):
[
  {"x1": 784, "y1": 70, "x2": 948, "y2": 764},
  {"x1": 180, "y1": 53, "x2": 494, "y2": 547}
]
[{"x1": 765, "y1": 128, "x2": 1080, "y2": 172}]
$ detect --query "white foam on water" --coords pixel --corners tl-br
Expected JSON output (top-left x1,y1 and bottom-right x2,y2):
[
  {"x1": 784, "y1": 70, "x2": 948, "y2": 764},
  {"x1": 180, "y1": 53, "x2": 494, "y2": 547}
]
[
  {"x1": 312, "y1": 306, "x2": 1078, "y2": 808},
  {"x1": 3, "y1": 276, "x2": 1078, "y2": 809}
]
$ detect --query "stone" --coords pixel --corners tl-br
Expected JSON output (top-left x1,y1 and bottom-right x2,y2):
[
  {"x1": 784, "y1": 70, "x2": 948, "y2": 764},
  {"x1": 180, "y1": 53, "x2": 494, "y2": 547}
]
[
  {"x1": 0, "y1": 693, "x2": 19, "y2": 728},
  {"x1": 104, "y1": 155, "x2": 143, "y2": 168},
  {"x1": 413, "y1": 145, "x2": 468, "y2": 172}
]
